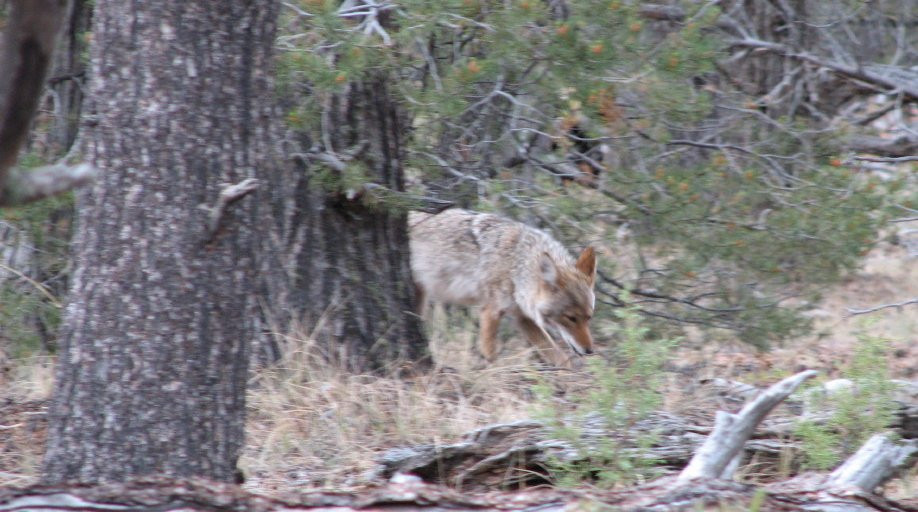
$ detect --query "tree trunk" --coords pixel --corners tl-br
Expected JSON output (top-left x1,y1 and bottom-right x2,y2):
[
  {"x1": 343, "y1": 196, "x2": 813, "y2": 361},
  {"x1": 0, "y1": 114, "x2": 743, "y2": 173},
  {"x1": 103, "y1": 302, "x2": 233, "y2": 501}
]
[
  {"x1": 278, "y1": 76, "x2": 429, "y2": 374},
  {"x1": 42, "y1": 0, "x2": 278, "y2": 484}
]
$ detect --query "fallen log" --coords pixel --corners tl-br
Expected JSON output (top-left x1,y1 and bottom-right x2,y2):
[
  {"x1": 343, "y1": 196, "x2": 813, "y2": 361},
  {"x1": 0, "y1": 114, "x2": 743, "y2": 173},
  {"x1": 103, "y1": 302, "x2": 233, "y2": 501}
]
[
  {"x1": 826, "y1": 434, "x2": 918, "y2": 492},
  {"x1": 373, "y1": 374, "x2": 918, "y2": 489},
  {"x1": 1, "y1": 453, "x2": 915, "y2": 512}
]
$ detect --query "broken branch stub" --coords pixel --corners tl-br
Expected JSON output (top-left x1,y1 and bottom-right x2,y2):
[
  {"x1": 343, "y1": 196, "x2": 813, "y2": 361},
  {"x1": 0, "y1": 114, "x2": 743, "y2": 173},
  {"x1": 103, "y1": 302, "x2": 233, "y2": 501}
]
[
  {"x1": 2, "y1": 163, "x2": 97, "y2": 206},
  {"x1": 677, "y1": 369, "x2": 819, "y2": 483},
  {"x1": 205, "y1": 178, "x2": 260, "y2": 241}
]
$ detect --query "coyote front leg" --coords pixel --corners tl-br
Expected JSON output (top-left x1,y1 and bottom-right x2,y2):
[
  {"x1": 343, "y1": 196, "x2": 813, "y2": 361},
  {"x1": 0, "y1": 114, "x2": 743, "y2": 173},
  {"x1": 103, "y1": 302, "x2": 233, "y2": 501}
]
[
  {"x1": 414, "y1": 282, "x2": 427, "y2": 318},
  {"x1": 478, "y1": 304, "x2": 503, "y2": 361},
  {"x1": 516, "y1": 316, "x2": 572, "y2": 368}
]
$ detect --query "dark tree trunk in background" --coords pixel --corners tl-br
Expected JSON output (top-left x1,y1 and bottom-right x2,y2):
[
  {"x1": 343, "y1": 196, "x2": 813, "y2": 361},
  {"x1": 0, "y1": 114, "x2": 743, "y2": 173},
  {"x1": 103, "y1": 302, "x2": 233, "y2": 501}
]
[
  {"x1": 42, "y1": 0, "x2": 278, "y2": 484},
  {"x1": 720, "y1": 0, "x2": 906, "y2": 117},
  {"x1": 29, "y1": 0, "x2": 92, "y2": 351},
  {"x1": 271, "y1": 75, "x2": 429, "y2": 374},
  {"x1": 46, "y1": 0, "x2": 91, "y2": 153}
]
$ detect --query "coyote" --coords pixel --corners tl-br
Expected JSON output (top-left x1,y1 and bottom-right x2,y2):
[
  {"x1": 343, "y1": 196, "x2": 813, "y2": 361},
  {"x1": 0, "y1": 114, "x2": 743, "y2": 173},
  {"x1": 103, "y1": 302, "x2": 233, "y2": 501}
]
[{"x1": 409, "y1": 209, "x2": 597, "y2": 366}]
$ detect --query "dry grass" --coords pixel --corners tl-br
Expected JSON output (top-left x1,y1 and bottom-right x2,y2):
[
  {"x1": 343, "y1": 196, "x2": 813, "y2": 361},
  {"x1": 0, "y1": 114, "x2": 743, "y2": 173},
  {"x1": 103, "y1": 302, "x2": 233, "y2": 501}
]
[
  {"x1": 0, "y1": 354, "x2": 55, "y2": 402},
  {"x1": 240, "y1": 314, "x2": 557, "y2": 494},
  {"x1": 0, "y1": 354, "x2": 53, "y2": 487}
]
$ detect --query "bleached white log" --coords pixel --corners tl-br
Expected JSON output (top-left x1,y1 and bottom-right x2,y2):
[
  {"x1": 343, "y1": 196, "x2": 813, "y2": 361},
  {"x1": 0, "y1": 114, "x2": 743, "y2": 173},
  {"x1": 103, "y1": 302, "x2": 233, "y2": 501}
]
[
  {"x1": 826, "y1": 434, "x2": 918, "y2": 492},
  {"x1": 677, "y1": 370, "x2": 818, "y2": 482}
]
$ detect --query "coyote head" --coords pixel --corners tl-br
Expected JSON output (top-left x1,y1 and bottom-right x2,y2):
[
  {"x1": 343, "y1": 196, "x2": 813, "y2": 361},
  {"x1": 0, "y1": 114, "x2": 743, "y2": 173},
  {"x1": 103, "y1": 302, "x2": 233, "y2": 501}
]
[{"x1": 536, "y1": 247, "x2": 597, "y2": 356}]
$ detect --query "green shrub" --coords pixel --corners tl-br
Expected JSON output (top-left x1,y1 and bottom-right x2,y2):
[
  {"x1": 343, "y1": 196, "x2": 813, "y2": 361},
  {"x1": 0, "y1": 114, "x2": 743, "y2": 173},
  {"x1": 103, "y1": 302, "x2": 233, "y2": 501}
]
[
  {"x1": 533, "y1": 302, "x2": 677, "y2": 488},
  {"x1": 794, "y1": 328, "x2": 898, "y2": 470}
]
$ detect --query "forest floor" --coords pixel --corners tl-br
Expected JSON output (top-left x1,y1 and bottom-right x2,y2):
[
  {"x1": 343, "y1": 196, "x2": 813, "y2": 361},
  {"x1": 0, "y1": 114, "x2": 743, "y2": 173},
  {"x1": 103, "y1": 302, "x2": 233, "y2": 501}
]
[{"x1": 0, "y1": 238, "x2": 915, "y2": 499}]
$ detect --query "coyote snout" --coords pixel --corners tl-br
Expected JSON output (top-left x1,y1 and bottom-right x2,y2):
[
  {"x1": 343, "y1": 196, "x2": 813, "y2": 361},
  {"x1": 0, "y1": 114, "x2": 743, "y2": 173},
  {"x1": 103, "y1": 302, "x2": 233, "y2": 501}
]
[{"x1": 409, "y1": 209, "x2": 597, "y2": 367}]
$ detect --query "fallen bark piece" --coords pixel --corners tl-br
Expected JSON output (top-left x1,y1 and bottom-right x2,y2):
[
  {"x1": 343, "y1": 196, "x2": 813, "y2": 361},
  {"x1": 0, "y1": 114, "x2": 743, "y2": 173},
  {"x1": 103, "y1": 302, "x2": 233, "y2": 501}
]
[
  {"x1": 370, "y1": 412, "x2": 710, "y2": 488},
  {"x1": 0, "y1": 477, "x2": 575, "y2": 512}
]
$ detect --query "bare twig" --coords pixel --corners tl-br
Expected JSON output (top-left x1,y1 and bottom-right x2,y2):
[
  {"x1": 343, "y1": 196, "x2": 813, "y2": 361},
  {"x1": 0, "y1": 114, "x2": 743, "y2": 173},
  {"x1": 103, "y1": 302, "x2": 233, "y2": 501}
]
[
  {"x1": 341, "y1": 1, "x2": 395, "y2": 45},
  {"x1": 282, "y1": 1, "x2": 313, "y2": 17},
  {"x1": 850, "y1": 155, "x2": 918, "y2": 163},
  {"x1": 728, "y1": 38, "x2": 918, "y2": 101},
  {"x1": 599, "y1": 271, "x2": 742, "y2": 314},
  {"x1": 846, "y1": 298, "x2": 918, "y2": 317},
  {"x1": 0, "y1": 261, "x2": 62, "y2": 307}
]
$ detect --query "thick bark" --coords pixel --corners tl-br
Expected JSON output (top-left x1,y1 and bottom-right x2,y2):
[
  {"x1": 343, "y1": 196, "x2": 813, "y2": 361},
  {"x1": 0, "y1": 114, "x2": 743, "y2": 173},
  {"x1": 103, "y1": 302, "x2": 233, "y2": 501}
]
[
  {"x1": 42, "y1": 1, "x2": 278, "y2": 484},
  {"x1": 279, "y1": 76, "x2": 429, "y2": 374}
]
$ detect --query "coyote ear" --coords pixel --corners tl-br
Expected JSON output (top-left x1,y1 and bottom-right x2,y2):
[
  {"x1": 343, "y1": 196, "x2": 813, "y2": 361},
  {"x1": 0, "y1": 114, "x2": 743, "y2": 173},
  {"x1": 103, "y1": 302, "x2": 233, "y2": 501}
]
[
  {"x1": 539, "y1": 252, "x2": 558, "y2": 286},
  {"x1": 576, "y1": 246, "x2": 597, "y2": 283}
]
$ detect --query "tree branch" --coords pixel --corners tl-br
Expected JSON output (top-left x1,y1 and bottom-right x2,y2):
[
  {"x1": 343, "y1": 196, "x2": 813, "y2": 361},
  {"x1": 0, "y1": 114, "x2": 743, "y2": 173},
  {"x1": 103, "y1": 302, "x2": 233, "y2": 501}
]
[
  {"x1": 0, "y1": 162, "x2": 97, "y2": 207},
  {"x1": 638, "y1": 4, "x2": 686, "y2": 22},
  {"x1": 728, "y1": 38, "x2": 918, "y2": 101},
  {"x1": 848, "y1": 135, "x2": 918, "y2": 159},
  {"x1": 846, "y1": 297, "x2": 918, "y2": 317},
  {"x1": 205, "y1": 178, "x2": 260, "y2": 242},
  {"x1": 851, "y1": 155, "x2": 918, "y2": 163}
]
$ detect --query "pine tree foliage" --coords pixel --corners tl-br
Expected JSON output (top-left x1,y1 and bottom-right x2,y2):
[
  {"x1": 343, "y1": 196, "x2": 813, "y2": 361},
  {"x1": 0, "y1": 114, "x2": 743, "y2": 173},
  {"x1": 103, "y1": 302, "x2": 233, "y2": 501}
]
[{"x1": 278, "y1": 0, "x2": 907, "y2": 347}]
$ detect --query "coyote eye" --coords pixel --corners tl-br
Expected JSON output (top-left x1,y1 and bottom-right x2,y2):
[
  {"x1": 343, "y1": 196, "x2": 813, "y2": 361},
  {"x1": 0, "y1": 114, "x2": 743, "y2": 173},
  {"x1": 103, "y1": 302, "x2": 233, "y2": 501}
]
[{"x1": 565, "y1": 314, "x2": 577, "y2": 323}]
